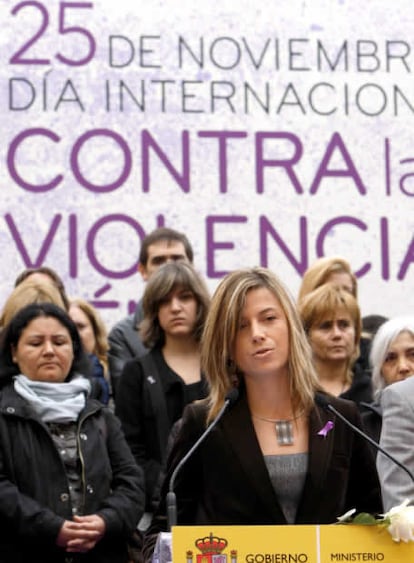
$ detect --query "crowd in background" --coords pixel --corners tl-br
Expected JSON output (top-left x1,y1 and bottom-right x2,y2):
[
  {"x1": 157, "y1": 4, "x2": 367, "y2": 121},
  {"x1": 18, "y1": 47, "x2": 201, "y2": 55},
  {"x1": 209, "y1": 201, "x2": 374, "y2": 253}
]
[{"x1": 0, "y1": 227, "x2": 413, "y2": 562}]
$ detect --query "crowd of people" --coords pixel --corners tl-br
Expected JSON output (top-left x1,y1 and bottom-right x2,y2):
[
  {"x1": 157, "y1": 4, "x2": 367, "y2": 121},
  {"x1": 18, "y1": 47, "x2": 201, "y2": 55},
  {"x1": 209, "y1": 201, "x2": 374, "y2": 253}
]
[{"x1": 0, "y1": 227, "x2": 413, "y2": 562}]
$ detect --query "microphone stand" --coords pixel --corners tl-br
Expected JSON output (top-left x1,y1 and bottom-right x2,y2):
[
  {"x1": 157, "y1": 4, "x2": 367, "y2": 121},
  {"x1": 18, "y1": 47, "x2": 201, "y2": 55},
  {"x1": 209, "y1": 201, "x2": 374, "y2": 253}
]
[
  {"x1": 323, "y1": 400, "x2": 414, "y2": 484},
  {"x1": 167, "y1": 389, "x2": 239, "y2": 530}
]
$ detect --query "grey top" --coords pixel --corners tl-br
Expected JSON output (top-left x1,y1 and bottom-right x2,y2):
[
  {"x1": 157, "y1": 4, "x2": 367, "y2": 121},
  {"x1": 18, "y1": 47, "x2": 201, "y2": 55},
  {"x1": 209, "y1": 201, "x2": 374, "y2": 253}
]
[{"x1": 264, "y1": 452, "x2": 308, "y2": 524}]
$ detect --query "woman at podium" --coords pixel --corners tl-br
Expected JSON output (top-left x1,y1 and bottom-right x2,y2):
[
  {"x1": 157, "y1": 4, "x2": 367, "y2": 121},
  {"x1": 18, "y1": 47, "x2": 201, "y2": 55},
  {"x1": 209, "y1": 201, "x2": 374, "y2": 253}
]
[{"x1": 143, "y1": 267, "x2": 382, "y2": 560}]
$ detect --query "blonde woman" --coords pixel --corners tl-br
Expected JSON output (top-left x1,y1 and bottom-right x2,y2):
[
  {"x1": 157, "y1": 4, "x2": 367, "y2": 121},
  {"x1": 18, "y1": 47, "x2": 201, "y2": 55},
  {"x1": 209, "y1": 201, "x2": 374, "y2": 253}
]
[
  {"x1": 143, "y1": 268, "x2": 381, "y2": 559},
  {"x1": 299, "y1": 284, "x2": 372, "y2": 407},
  {"x1": 69, "y1": 298, "x2": 111, "y2": 405}
]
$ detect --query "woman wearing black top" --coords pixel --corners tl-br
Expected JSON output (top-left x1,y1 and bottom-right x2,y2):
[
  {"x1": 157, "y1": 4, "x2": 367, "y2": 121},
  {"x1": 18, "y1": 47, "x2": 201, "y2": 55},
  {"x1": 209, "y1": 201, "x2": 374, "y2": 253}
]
[{"x1": 115, "y1": 262, "x2": 210, "y2": 512}]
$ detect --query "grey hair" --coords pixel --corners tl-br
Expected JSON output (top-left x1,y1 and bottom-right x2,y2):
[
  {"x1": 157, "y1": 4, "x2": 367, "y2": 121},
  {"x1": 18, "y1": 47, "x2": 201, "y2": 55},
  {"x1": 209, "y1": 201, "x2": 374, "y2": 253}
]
[{"x1": 370, "y1": 316, "x2": 414, "y2": 393}]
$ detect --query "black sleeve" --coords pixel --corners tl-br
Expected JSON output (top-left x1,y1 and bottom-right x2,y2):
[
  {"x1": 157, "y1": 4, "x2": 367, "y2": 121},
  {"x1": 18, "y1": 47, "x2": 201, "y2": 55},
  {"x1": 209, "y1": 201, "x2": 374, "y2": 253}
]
[
  {"x1": 115, "y1": 359, "x2": 162, "y2": 508},
  {"x1": 342, "y1": 401, "x2": 383, "y2": 516},
  {"x1": 95, "y1": 409, "x2": 146, "y2": 535},
  {"x1": 142, "y1": 404, "x2": 204, "y2": 561}
]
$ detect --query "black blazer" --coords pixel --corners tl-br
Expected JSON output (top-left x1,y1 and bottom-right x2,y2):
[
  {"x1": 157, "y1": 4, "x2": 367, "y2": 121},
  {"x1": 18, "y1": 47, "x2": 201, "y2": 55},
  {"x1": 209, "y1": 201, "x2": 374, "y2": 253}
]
[{"x1": 143, "y1": 390, "x2": 382, "y2": 559}]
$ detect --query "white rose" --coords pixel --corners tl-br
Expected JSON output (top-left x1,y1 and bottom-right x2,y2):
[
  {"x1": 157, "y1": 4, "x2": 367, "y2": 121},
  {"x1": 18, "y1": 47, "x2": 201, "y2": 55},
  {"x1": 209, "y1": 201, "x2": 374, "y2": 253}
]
[{"x1": 384, "y1": 499, "x2": 414, "y2": 543}]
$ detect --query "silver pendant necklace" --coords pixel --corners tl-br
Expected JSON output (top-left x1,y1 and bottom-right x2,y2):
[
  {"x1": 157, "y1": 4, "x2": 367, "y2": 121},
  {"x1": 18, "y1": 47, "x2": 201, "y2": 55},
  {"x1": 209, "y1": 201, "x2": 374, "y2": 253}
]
[{"x1": 252, "y1": 411, "x2": 305, "y2": 446}]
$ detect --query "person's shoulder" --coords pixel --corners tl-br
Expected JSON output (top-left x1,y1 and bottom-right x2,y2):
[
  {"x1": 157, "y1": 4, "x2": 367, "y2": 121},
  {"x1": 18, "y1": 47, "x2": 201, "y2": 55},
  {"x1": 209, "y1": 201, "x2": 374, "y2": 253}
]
[
  {"x1": 182, "y1": 397, "x2": 209, "y2": 421},
  {"x1": 108, "y1": 313, "x2": 135, "y2": 337},
  {"x1": 318, "y1": 393, "x2": 360, "y2": 420},
  {"x1": 118, "y1": 356, "x2": 147, "y2": 388},
  {"x1": 382, "y1": 377, "x2": 414, "y2": 406},
  {"x1": 359, "y1": 400, "x2": 382, "y2": 417}
]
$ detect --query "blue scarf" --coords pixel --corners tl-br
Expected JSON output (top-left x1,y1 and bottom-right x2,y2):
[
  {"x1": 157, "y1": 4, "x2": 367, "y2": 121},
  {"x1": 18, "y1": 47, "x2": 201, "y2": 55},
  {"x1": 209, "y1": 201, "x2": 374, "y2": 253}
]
[{"x1": 13, "y1": 374, "x2": 91, "y2": 423}]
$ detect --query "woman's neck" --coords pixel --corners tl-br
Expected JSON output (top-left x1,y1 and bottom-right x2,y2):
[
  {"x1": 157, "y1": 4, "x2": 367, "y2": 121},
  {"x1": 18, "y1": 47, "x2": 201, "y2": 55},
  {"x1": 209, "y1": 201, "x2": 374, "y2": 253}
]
[
  {"x1": 162, "y1": 334, "x2": 199, "y2": 356},
  {"x1": 245, "y1": 371, "x2": 295, "y2": 418},
  {"x1": 162, "y1": 336, "x2": 201, "y2": 384},
  {"x1": 315, "y1": 359, "x2": 351, "y2": 396}
]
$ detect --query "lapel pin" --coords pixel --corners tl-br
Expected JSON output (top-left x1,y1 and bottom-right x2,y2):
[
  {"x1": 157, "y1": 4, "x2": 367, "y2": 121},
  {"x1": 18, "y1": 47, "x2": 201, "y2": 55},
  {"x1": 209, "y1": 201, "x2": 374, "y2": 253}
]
[{"x1": 317, "y1": 420, "x2": 334, "y2": 438}]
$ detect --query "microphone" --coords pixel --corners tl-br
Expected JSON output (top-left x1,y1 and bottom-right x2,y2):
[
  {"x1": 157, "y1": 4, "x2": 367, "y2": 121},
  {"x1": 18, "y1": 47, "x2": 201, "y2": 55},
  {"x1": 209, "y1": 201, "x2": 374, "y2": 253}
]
[
  {"x1": 167, "y1": 387, "x2": 239, "y2": 530},
  {"x1": 315, "y1": 393, "x2": 414, "y2": 484}
]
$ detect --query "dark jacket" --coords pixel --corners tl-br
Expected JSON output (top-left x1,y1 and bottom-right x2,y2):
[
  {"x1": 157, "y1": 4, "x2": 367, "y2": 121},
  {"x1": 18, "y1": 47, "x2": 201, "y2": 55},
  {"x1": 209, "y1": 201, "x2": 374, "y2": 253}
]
[
  {"x1": 341, "y1": 363, "x2": 373, "y2": 409},
  {"x1": 360, "y1": 399, "x2": 383, "y2": 451},
  {"x1": 88, "y1": 353, "x2": 110, "y2": 405},
  {"x1": 143, "y1": 390, "x2": 382, "y2": 561},
  {"x1": 0, "y1": 383, "x2": 145, "y2": 563},
  {"x1": 115, "y1": 348, "x2": 208, "y2": 510},
  {"x1": 108, "y1": 302, "x2": 146, "y2": 396}
]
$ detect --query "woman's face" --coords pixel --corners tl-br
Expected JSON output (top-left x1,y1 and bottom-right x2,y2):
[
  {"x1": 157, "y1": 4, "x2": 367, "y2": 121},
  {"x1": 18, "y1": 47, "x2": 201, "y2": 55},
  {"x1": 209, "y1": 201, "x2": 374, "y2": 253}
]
[
  {"x1": 157, "y1": 286, "x2": 198, "y2": 339},
  {"x1": 233, "y1": 287, "x2": 290, "y2": 379},
  {"x1": 308, "y1": 308, "x2": 356, "y2": 365},
  {"x1": 381, "y1": 331, "x2": 414, "y2": 386},
  {"x1": 12, "y1": 316, "x2": 74, "y2": 383},
  {"x1": 69, "y1": 304, "x2": 96, "y2": 354}
]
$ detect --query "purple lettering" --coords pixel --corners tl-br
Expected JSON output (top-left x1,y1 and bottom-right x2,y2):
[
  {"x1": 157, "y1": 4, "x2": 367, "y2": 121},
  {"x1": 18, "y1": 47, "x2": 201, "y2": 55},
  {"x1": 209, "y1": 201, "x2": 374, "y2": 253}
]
[
  {"x1": 380, "y1": 217, "x2": 390, "y2": 280},
  {"x1": 310, "y1": 132, "x2": 366, "y2": 195},
  {"x1": 260, "y1": 215, "x2": 308, "y2": 274},
  {"x1": 398, "y1": 235, "x2": 414, "y2": 280},
  {"x1": 86, "y1": 214, "x2": 145, "y2": 278},
  {"x1": 71, "y1": 129, "x2": 132, "y2": 192},
  {"x1": 399, "y1": 158, "x2": 414, "y2": 196},
  {"x1": 5, "y1": 213, "x2": 62, "y2": 264},
  {"x1": 206, "y1": 215, "x2": 248, "y2": 277},
  {"x1": 69, "y1": 214, "x2": 78, "y2": 278},
  {"x1": 255, "y1": 132, "x2": 304, "y2": 194},
  {"x1": 142, "y1": 129, "x2": 190, "y2": 193},
  {"x1": 316, "y1": 216, "x2": 370, "y2": 276},
  {"x1": 8, "y1": 128, "x2": 62, "y2": 192},
  {"x1": 198, "y1": 130, "x2": 247, "y2": 193}
]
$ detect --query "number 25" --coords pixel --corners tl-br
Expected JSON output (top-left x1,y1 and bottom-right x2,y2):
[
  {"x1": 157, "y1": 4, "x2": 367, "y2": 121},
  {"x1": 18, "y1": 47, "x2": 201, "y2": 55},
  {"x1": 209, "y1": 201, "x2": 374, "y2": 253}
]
[{"x1": 9, "y1": 1, "x2": 96, "y2": 66}]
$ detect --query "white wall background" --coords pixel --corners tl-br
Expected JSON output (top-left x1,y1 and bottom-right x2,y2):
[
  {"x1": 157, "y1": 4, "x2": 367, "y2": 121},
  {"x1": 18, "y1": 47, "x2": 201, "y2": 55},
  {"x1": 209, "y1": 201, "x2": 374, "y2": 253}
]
[{"x1": 1, "y1": 0, "x2": 413, "y2": 328}]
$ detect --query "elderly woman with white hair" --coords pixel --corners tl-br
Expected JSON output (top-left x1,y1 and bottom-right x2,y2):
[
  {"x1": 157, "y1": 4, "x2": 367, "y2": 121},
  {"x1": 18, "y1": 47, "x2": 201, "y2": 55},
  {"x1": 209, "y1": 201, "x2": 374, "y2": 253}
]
[{"x1": 361, "y1": 316, "x2": 414, "y2": 446}]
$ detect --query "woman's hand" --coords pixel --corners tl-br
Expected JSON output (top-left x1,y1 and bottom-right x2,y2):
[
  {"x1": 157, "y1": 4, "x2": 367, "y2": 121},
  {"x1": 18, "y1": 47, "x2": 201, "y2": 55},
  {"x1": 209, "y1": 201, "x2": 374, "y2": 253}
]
[{"x1": 56, "y1": 515, "x2": 106, "y2": 552}]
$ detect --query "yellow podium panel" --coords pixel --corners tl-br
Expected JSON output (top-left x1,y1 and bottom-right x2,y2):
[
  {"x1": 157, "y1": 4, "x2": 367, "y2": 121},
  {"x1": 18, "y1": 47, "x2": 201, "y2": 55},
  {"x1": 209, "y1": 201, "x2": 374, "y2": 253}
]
[
  {"x1": 172, "y1": 524, "x2": 414, "y2": 563},
  {"x1": 320, "y1": 524, "x2": 414, "y2": 561}
]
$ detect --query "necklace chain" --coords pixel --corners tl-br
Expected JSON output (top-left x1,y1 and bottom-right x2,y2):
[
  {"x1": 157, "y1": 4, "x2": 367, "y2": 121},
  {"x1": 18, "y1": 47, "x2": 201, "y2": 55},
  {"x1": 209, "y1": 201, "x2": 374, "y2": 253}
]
[
  {"x1": 252, "y1": 410, "x2": 306, "y2": 447},
  {"x1": 252, "y1": 410, "x2": 305, "y2": 424}
]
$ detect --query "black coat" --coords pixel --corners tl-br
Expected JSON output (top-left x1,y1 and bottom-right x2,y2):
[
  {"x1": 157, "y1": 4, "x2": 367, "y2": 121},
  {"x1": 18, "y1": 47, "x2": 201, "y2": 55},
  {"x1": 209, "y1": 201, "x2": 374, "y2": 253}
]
[
  {"x1": 341, "y1": 363, "x2": 373, "y2": 408},
  {"x1": 143, "y1": 390, "x2": 382, "y2": 561},
  {"x1": 0, "y1": 383, "x2": 145, "y2": 563},
  {"x1": 115, "y1": 348, "x2": 207, "y2": 510},
  {"x1": 360, "y1": 399, "x2": 383, "y2": 451}
]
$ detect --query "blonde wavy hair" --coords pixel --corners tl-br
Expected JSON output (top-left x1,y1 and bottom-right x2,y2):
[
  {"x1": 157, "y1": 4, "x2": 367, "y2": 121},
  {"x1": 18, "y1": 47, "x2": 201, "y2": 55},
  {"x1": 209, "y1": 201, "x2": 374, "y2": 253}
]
[
  {"x1": 201, "y1": 267, "x2": 320, "y2": 423},
  {"x1": 1, "y1": 279, "x2": 66, "y2": 328},
  {"x1": 298, "y1": 256, "x2": 357, "y2": 303}
]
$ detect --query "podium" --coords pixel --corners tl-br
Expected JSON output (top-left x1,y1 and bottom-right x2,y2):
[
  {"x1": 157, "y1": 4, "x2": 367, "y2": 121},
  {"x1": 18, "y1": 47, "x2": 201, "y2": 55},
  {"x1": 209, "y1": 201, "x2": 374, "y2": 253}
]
[{"x1": 152, "y1": 524, "x2": 414, "y2": 562}]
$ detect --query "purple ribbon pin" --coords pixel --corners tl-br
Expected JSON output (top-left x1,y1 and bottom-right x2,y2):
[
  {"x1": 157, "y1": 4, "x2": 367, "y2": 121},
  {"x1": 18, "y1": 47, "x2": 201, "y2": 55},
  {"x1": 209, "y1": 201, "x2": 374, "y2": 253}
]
[{"x1": 317, "y1": 420, "x2": 334, "y2": 437}]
